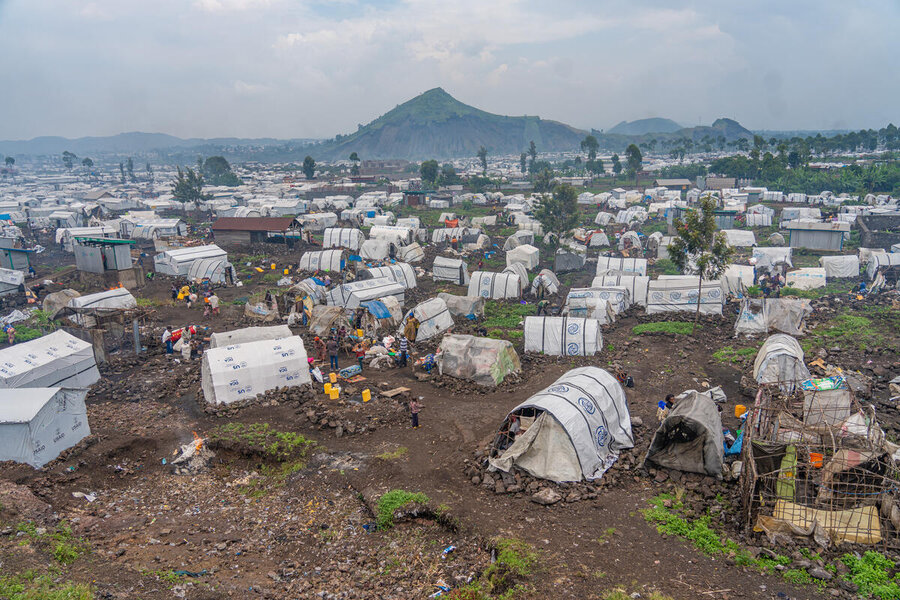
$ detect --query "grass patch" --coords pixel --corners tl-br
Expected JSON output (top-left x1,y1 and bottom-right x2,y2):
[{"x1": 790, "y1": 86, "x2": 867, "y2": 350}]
[
  {"x1": 840, "y1": 551, "x2": 900, "y2": 600},
  {"x1": 633, "y1": 321, "x2": 696, "y2": 336},
  {"x1": 780, "y1": 280, "x2": 854, "y2": 299},
  {"x1": 376, "y1": 446, "x2": 408, "y2": 460},
  {"x1": 141, "y1": 569, "x2": 187, "y2": 588},
  {"x1": 487, "y1": 329, "x2": 523, "y2": 340},
  {"x1": 15, "y1": 521, "x2": 89, "y2": 566},
  {"x1": 712, "y1": 345, "x2": 759, "y2": 364},
  {"x1": 653, "y1": 258, "x2": 681, "y2": 276},
  {"x1": 12, "y1": 325, "x2": 42, "y2": 343},
  {"x1": 208, "y1": 422, "x2": 315, "y2": 462},
  {"x1": 0, "y1": 572, "x2": 92, "y2": 600},
  {"x1": 810, "y1": 312, "x2": 885, "y2": 351},
  {"x1": 483, "y1": 301, "x2": 532, "y2": 328},
  {"x1": 376, "y1": 489, "x2": 429, "y2": 529},
  {"x1": 136, "y1": 297, "x2": 166, "y2": 308}
]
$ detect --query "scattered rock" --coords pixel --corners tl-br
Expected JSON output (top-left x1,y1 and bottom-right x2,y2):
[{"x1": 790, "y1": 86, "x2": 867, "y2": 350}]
[
  {"x1": 530, "y1": 488, "x2": 562, "y2": 506},
  {"x1": 807, "y1": 566, "x2": 833, "y2": 581}
]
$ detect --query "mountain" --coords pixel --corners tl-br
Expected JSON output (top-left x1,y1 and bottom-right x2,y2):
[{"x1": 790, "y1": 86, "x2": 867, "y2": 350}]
[
  {"x1": 608, "y1": 118, "x2": 682, "y2": 136},
  {"x1": 311, "y1": 87, "x2": 588, "y2": 160},
  {"x1": 594, "y1": 117, "x2": 755, "y2": 151}
]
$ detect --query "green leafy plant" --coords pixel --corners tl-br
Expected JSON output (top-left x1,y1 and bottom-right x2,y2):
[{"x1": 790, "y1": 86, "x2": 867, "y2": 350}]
[
  {"x1": 376, "y1": 446, "x2": 408, "y2": 460},
  {"x1": 840, "y1": 551, "x2": 900, "y2": 599},
  {"x1": 376, "y1": 489, "x2": 429, "y2": 529},
  {"x1": 712, "y1": 345, "x2": 759, "y2": 363},
  {"x1": 633, "y1": 321, "x2": 696, "y2": 336}
]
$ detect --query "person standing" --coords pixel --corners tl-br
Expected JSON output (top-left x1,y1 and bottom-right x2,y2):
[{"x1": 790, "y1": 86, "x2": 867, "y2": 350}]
[
  {"x1": 326, "y1": 336, "x2": 339, "y2": 370},
  {"x1": 409, "y1": 397, "x2": 422, "y2": 429},
  {"x1": 6, "y1": 326, "x2": 14, "y2": 345},
  {"x1": 353, "y1": 340, "x2": 366, "y2": 371},
  {"x1": 171, "y1": 285, "x2": 178, "y2": 301},
  {"x1": 209, "y1": 293, "x2": 219, "y2": 316},
  {"x1": 313, "y1": 336, "x2": 326, "y2": 363},
  {"x1": 398, "y1": 335, "x2": 408, "y2": 367},
  {"x1": 536, "y1": 299, "x2": 549, "y2": 316},
  {"x1": 162, "y1": 326, "x2": 173, "y2": 354}
]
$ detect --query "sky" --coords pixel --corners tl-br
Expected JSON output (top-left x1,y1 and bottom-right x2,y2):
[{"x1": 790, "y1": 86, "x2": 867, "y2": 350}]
[{"x1": 1, "y1": 0, "x2": 898, "y2": 140}]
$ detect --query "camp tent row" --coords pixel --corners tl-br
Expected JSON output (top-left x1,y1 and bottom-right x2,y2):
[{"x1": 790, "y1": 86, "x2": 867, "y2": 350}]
[
  {"x1": 299, "y1": 249, "x2": 344, "y2": 272},
  {"x1": 323, "y1": 227, "x2": 364, "y2": 251},
  {"x1": 402, "y1": 297, "x2": 453, "y2": 341},
  {"x1": 0, "y1": 330, "x2": 101, "y2": 389},
  {"x1": 468, "y1": 271, "x2": 522, "y2": 299},
  {"x1": 360, "y1": 263, "x2": 417, "y2": 289},
  {"x1": 524, "y1": 316, "x2": 603, "y2": 356},
  {"x1": 596, "y1": 257, "x2": 648, "y2": 277},
  {"x1": 326, "y1": 277, "x2": 405, "y2": 308},
  {"x1": 154, "y1": 245, "x2": 233, "y2": 283},
  {"x1": 647, "y1": 277, "x2": 724, "y2": 316}
]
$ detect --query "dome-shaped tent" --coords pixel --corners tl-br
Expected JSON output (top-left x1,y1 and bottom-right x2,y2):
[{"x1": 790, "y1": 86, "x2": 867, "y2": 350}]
[
  {"x1": 642, "y1": 388, "x2": 724, "y2": 477},
  {"x1": 753, "y1": 334, "x2": 810, "y2": 394},
  {"x1": 488, "y1": 367, "x2": 633, "y2": 482}
]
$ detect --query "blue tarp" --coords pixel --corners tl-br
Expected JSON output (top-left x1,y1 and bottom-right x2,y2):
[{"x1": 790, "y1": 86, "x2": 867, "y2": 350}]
[
  {"x1": 360, "y1": 300, "x2": 391, "y2": 319},
  {"x1": 311, "y1": 277, "x2": 327, "y2": 286}
]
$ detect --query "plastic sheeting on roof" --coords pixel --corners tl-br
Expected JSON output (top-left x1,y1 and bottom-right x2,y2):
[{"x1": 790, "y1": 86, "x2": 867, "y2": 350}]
[
  {"x1": 721, "y1": 229, "x2": 757, "y2": 247},
  {"x1": 647, "y1": 277, "x2": 724, "y2": 316},
  {"x1": 722, "y1": 265, "x2": 754, "y2": 297},
  {"x1": 752, "y1": 247, "x2": 793, "y2": 270},
  {"x1": 506, "y1": 244, "x2": 539, "y2": 271},
  {"x1": 643, "y1": 388, "x2": 724, "y2": 477},
  {"x1": 323, "y1": 228, "x2": 364, "y2": 251},
  {"x1": 0, "y1": 330, "x2": 100, "y2": 389},
  {"x1": 735, "y1": 298, "x2": 812, "y2": 337},
  {"x1": 489, "y1": 367, "x2": 633, "y2": 482},
  {"x1": 867, "y1": 252, "x2": 900, "y2": 280},
  {"x1": 524, "y1": 316, "x2": 603, "y2": 356},
  {"x1": 562, "y1": 297, "x2": 616, "y2": 324},
  {"x1": 298, "y1": 249, "x2": 344, "y2": 272},
  {"x1": 369, "y1": 225, "x2": 414, "y2": 246},
  {"x1": 753, "y1": 334, "x2": 810, "y2": 394},
  {"x1": 201, "y1": 337, "x2": 311, "y2": 405},
  {"x1": 468, "y1": 271, "x2": 521, "y2": 299},
  {"x1": 785, "y1": 268, "x2": 827, "y2": 290},
  {"x1": 154, "y1": 244, "x2": 227, "y2": 277},
  {"x1": 398, "y1": 243, "x2": 424, "y2": 263},
  {"x1": 358, "y1": 239, "x2": 393, "y2": 260},
  {"x1": 432, "y1": 256, "x2": 469, "y2": 285},
  {"x1": 209, "y1": 325, "x2": 293, "y2": 349},
  {"x1": 530, "y1": 269, "x2": 559, "y2": 297},
  {"x1": 819, "y1": 255, "x2": 859, "y2": 278},
  {"x1": 567, "y1": 286, "x2": 630, "y2": 314},
  {"x1": 617, "y1": 231, "x2": 642, "y2": 252},
  {"x1": 595, "y1": 257, "x2": 647, "y2": 277},
  {"x1": 403, "y1": 297, "x2": 453, "y2": 341},
  {"x1": 437, "y1": 293, "x2": 484, "y2": 319},
  {"x1": 327, "y1": 277, "x2": 405, "y2": 308},
  {"x1": 361, "y1": 263, "x2": 416, "y2": 289},
  {"x1": 0, "y1": 388, "x2": 90, "y2": 468}
]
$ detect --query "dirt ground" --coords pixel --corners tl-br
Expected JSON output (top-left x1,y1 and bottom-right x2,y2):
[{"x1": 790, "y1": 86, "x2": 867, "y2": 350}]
[{"x1": 2, "y1": 221, "x2": 899, "y2": 600}]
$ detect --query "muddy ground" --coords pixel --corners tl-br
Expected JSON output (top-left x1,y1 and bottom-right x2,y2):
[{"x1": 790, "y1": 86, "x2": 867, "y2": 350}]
[{"x1": 2, "y1": 218, "x2": 900, "y2": 600}]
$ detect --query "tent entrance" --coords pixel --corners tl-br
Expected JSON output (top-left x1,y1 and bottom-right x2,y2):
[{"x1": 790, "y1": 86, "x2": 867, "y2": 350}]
[{"x1": 489, "y1": 409, "x2": 583, "y2": 483}]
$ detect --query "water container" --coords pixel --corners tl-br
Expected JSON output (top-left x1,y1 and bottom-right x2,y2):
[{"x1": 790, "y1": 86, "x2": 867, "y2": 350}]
[
  {"x1": 324, "y1": 383, "x2": 332, "y2": 394},
  {"x1": 362, "y1": 389, "x2": 371, "y2": 402},
  {"x1": 329, "y1": 372, "x2": 337, "y2": 383}
]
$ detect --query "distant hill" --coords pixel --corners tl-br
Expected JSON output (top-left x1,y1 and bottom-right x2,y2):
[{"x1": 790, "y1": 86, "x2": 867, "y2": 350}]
[
  {"x1": 0, "y1": 132, "x2": 318, "y2": 158},
  {"x1": 312, "y1": 88, "x2": 588, "y2": 160},
  {"x1": 594, "y1": 117, "x2": 755, "y2": 150},
  {"x1": 608, "y1": 118, "x2": 682, "y2": 136}
]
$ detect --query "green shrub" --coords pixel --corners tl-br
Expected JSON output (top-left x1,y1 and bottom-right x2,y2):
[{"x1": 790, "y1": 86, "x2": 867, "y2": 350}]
[
  {"x1": 633, "y1": 321, "x2": 696, "y2": 336},
  {"x1": 840, "y1": 551, "x2": 900, "y2": 599},
  {"x1": 376, "y1": 489, "x2": 429, "y2": 529}
]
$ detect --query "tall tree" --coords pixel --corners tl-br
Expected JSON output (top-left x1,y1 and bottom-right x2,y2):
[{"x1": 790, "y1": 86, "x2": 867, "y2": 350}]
[
  {"x1": 667, "y1": 196, "x2": 734, "y2": 331},
  {"x1": 519, "y1": 153, "x2": 527, "y2": 174},
  {"x1": 534, "y1": 183, "x2": 578, "y2": 246},
  {"x1": 580, "y1": 135, "x2": 599, "y2": 162},
  {"x1": 126, "y1": 157, "x2": 136, "y2": 182},
  {"x1": 62, "y1": 151, "x2": 76, "y2": 170},
  {"x1": 349, "y1": 152, "x2": 360, "y2": 176},
  {"x1": 611, "y1": 153, "x2": 622, "y2": 176},
  {"x1": 146, "y1": 162, "x2": 153, "y2": 181},
  {"x1": 81, "y1": 157, "x2": 93, "y2": 171},
  {"x1": 119, "y1": 162, "x2": 126, "y2": 184},
  {"x1": 202, "y1": 156, "x2": 241, "y2": 186},
  {"x1": 625, "y1": 143, "x2": 642, "y2": 185},
  {"x1": 419, "y1": 159, "x2": 439, "y2": 188},
  {"x1": 171, "y1": 166, "x2": 211, "y2": 211},
  {"x1": 4, "y1": 157, "x2": 14, "y2": 167},
  {"x1": 527, "y1": 140, "x2": 537, "y2": 171},
  {"x1": 477, "y1": 146, "x2": 488, "y2": 175},
  {"x1": 531, "y1": 167, "x2": 554, "y2": 194},
  {"x1": 302, "y1": 156, "x2": 316, "y2": 180}
]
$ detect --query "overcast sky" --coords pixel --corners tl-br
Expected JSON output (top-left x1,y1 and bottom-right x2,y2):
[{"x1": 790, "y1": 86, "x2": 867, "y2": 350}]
[{"x1": 1, "y1": 0, "x2": 897, "y2": 140}]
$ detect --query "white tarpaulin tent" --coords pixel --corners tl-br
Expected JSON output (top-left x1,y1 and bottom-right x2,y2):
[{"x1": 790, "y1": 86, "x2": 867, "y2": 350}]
[
  {"x1": 785, "y1": 268, "x2": 827, "y2": 290},
  {"x1": 0, "y1": 330, "x2": 100, "y2": 389},
  {"x1": 753, "y1": 334, "x2": 810, "y2": 393},
  {"x1": 209, "y1": 325, "x2": 293, "y2": 349},
  {"x1": 438, "y1": 334, "x2": 521, "y2": 387},
  {"x1": 322, "y1": 228, "x2": 364, "y2": 251},
  {"x1": 745, "y1": 213, "x2": 773, "y2": 227},
  {"x1": 562, "y1": 297, "x2": 616, "y2": 324},
  {"x1": 735, "y1": 298, "x2": 812, "y2": 337},
  {"x1": 617, "y1": 231, "x2": 642, "y2": 252},
  {"x1": 398, "y1": 243, "x2": 425, "y2": 263},
  {"x1": 596, "y1": 257, "x2": 647, "y2": 277},
  {"x1": 369, "y1": 225, "x2": 414, "y2": 246},
  {"x1": 752, "y1": 247, "x2": 793, "y2": 271},
  {"x1": 721, "y1": 229, "x2": 757, "y2": 247},
  {"x1": 297, "y1": 212, "x2": 337, "y2": 232},
  {"x1": 591, "y1": 275, "x2": 649, "y2": 307},
  {"x1": 566, "y1": 286, "x2": 630, "y2": 314},
  {"x1": 298, "y1": 249, "x2": 344, "y2": 272},
  {"x1": 432, "y1": 256, "x2": 470, "y2": 285},
  {"x1": 643, "y1": 388, "x2": 724, "y2": 477},
  {"x1": 437, "y1": 293, "x2": 484, "y2": 319},
  {"x1": 0, "y1": 268, "x2": 25, "y2": 296},
  {"x1": 154, "y1": 245, "x2": 227, "y2": 277},
  {"x1": 867, "y1": 252, "x2": 900, "y2": 280},
  {"x1": 361, "y1": 263, "x2": 417, "y2": 288},
  {"x1": 502, "y1": 263, "x2": 529, "y2": 292},
  {"x1": 358, "y1": 239, "x2": 393, "y2": 261},
  {"x1": 819, "y1": 255, "x2": 860, "y2": 278},
  {"x1": 402, "y1": 297, "x2": 453, "y2": 341},
  {"x1": 530, "y1": 269, "x2": 560, "y2": 297},
  {"x1": 469, "y1": 272, "x2": 522, "y2": 299},
  {"x1": 722, "y1": 265, "x2": 755, "y2": 297},
  {"x1": 201, "y1": 337, "x2": 311, "y2": 405},
  {"x1": 187, "y1": 256, "x2": 234, "y2": 284},
  {"x1": 503, "y1": 230, "x2": 534, "y2": 250},
  {"x1": 56, "y1": 288, "x2": 137, "y2": 327},
  {"x1": 524, "y1": 316, "x2": 603, "y2": 356},
  {"x1": 489, "y1": 367, "x2": 633, "y2": 482},
  {"x1": 0, "y1": 388, "x2": 90, "y2": 468},
  {"x1": 506, "y1": 244, "x2": 539, "y2": 270},
  {"x1": 647, "y1": 277, "x2": 724, "y2": 316},
  {"x1": 326, "y1": 277, "x2": 405, "y2": 308},
  {"x1": 431, "y1": 227, "x2": 479, "y2": 244}
]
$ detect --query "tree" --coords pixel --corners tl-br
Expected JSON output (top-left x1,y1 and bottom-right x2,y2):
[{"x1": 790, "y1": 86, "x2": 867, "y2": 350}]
[
  {"x1": 531, "y1": 167, "x2": 554, "y2": 193},
  {"x1": 611, "y1": 153, "x2": 622, "y2": 176},
  {"x1": 419, "y1": 159, "x2": 439, "y2": 188},
  {"x1": 349, "y1": 152, "x2": 360, "y2": 176},
  {"x1": 519, "y1": 153, "x2": 527, "y2": 174},
  {"x1": 302, "y1": 156, "x2": 316, "y2": 180},
  {"x1": 534, "y1": 183, "x2": 578, "y2": 246},
  {"x1": 580, "y1": 135, "x2": 599, "y2": 162},
  {"x1": 527, "y1": 140, "x2": 537, "y2": 171},
  {"x1": 588, "y1": 157, "x2": 604, "y2": 175},
  {"x1": 119, "y1": 162, "x2": 126, "y2": 184},
  {"x1": 476, "y1": 146, "x2": 488, "y2": 175},
  {"x1": 171, "y1": 166, "x2": 211, "y2": 210},
  {"x1": 126, "y1": 157, "x2": 136, "y2": 182},
  {"x1": 146, "y1": 162, "x2": 153, "y2": 181},
  {"x1": 202, "y1": 156, "x2": 241, "y2": 186},
  {"x1": 4, "y1": 157, "x2": 13, "y2": 167},
  {"x1": 440, "y1": 163, "x2": 460, "y2": 186},
  {"x1": 666, "y1": 196, "x2": 734, "y2": 331},
  {"x1": 62, "y1": 151, "x2": 76, "y2": 170},
  {"x1": 787, "y1": 150, "x2": 802, "y2": 170},
  {"x1": 625, "y1": 143, "x2": 642, "y2": 185},
  {"x1": 81, "y1": 157, "x2": 93, "y2": 170}
]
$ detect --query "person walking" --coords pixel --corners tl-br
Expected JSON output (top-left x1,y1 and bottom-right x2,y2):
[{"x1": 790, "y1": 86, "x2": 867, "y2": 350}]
[
  {"x1": 398, "y1": 335, "x2": 408, "y2": 367},
  {"x1": 353, "y1": 340, "x2": 366, "y2": 371},
  {"x1": 162, "y1": 326, "x2": 173, "y2": 354},
  {"x1": 409, "y1": 397, "x2": 422, "y2": 428},
  {"x1": 209, "y1": 293, "x2": 219, "y2": 316},
  {"x1": 536, "y1": 299, "x2": 549, "y2": 316},
  {"x1": 6, "y1": 326, "x2": 15, "y2": 345},
  {"x1": 171, "y1": 285, "x2": 178, "y2": 301},
  {"x1": 326, "y1": 337, "x2": 339, "y2": 371},
  {"x1": 313, "y1": 336, "x2": 326, "y2": 363}
]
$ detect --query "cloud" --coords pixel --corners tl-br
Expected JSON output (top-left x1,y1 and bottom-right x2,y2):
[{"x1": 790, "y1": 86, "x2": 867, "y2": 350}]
[{"x1": 0, "y1": 0, "x2": 897, "y2": 139}]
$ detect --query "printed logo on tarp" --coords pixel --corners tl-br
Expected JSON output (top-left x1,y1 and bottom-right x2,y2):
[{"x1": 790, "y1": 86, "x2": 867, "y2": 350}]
[
  {"x1": 579, "y1": 397, "x2": 595, "y2": 414},
  {"x1": 71, "y1": 418, "x2": 83, "y2": 431},
  {"x1": 595, "y1": 425, "x2": 608, "y2": 448},
  {"x1": 278, "y1": 366, "x2": 288, "y2": 373},
  {"x1": 53, "y1": 429, "x2": 65, "y2": 443},
  {"x1": 34, "y1": 441, "x2": 46, "y2": 454},
  {"x1": 229, "y1": 379, "x2": 240, "y2": 387},
  {"x1": 548, "y1": 385, "x2": 569, "y2": 394},
  {"x1": 566, "y1": 343, "x2": 580, "y2": 355},
  {"x1": 567, "y1": 322, "x2": 580, "y2": 334}
]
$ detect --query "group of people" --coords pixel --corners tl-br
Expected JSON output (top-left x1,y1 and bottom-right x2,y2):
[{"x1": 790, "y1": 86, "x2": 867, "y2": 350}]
[
  {"x1": 172, "y1": 283, "x2": 219, "y2": 317},
  {"x1": 757, "y1": 271, "x2": 784, "y2": 298},
  {"x1": 161, "y1": 325, "x2": 203, "y2": 360}
]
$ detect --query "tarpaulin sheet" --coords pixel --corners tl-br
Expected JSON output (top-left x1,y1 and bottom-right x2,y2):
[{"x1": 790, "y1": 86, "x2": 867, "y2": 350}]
[
  {"x1": 524, "y1": 316, "x2": 603, "y2": 356},
  {"x1": 438, "y1": 334, "x2": 521, "y2": 387},
  {"x1": 0, "y1": 388, "x2": 90, "y2": 468},
  {"x1": 0, "y1": 330, "x2": 100, "y2": 389},
  {"x1": 209, "y1": 325, "x2": 293, "y2": 349},
  {"x1": 360, "y1": 300, "x2": 391, "y2": 320}
]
